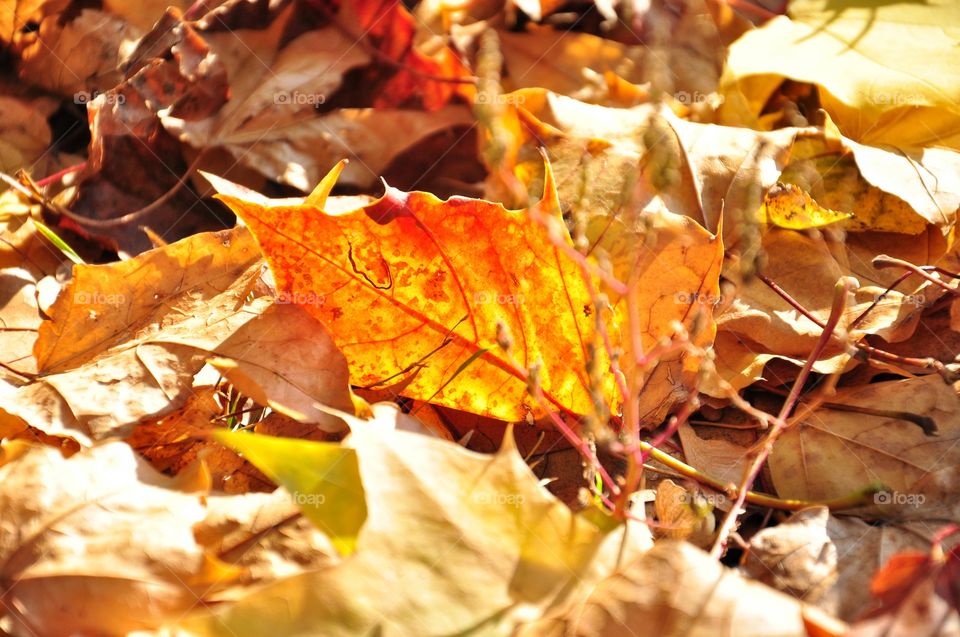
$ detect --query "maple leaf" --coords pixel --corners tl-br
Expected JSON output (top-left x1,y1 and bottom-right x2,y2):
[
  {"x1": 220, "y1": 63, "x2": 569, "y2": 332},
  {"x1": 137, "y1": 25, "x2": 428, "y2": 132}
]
[{"x1": 208, "y1": 163, "x2": 612, "y2": 422}]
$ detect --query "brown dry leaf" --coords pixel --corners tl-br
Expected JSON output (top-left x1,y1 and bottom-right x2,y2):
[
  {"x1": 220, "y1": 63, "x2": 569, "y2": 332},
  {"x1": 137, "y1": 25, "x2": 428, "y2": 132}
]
[
  {"x1": 195, "y1": 489, "x2": 340, "y2": 603},
  {"x1": 499, "y1": 0, "x2": 733, "y2": 101},
  {"x1": 742, "y1": 507, "x2": 838, "y2": 608},
  {"x1": 769, "y1": 375, "x2": 960, "y2": 521},
  {"x1": 0, "y1": 188, "x2": 63, "y2": 274},
  {"x1": 654, "y1": 479, "x2": 717, "y2": 546},
  {"x1": 102, "y1": 0, "x2": 196, "y2": 31},
  {"x1": 124, "y1": 386, "x2": 273, "y2": 492},
  {"x1": 0, "y1": 265, "x2": 43, "y2": 381},
  {"x1": 826, "y1": 516, "x2": 942, "y2": 622},
  {"x1": 706, "y1": 224, "x2": 950, "y2": 395},
  {"x1": 17, "y1": 9, "x2": 140, "y2": 97},
  {"x1": 499, "y1": 28, "x2": 645, "y2": 100},
  {"x1": 0, "y1": 0, "x2": 69, "y2": 46},
  {"x1": 677, "y1": 421, "x2": 750, "y2": 486},
  {"x1": 0, "y1": 95, "x2": 56, "y2": 177},
  {"x1": 0, "y1": 440, "x2": 241, "y2": 637},
  {"x1": 160, "y1": 5, "x2": 471, "y2": 192},
  {"x1": 488, "y1": 89, "x2": 801, "y2": 232},
  {"x1": 1, "y1": 227, "x2": 353, "y2": 444},
  {"x1": 741, "y1": 507, "x2": 947, "y2": 622},
  {"x1": 848, "y1": 539, "x2": 960, "y2": 637},
  {"x1": 519, "y1": 540, "x2": 843, "y2": 637}
]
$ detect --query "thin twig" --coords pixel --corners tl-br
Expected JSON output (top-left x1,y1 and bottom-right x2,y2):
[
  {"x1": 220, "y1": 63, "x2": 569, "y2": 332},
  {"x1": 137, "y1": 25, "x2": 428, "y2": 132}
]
[
  {"x1": 710, "y1": 277, "x2": 855, "y2": 558},
  {"x1": 758, "y1": 271, "x2": 952, "y2": 380}
]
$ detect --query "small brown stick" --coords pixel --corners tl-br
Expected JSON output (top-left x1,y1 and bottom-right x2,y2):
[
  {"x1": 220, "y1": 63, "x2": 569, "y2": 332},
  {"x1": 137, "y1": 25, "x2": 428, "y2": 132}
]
[
  {"x1": 710, "y1": 277, "x2": 855, "y2": 558},
  {"x1": 872, "y1": 254, "x2": 960, "y2": 297}
]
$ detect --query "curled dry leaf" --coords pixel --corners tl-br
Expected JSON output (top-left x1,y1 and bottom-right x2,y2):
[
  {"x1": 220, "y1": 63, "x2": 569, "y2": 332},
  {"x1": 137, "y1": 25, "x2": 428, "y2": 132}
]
[
  {"x1": 677, "y1": 421, "x2": 750, "y2": 486},
  {"x1": 822, "y1": 515, "x2": 943, "y2": 621},
  {"x1": 17, "y1": 9, "x2": 139, "y2": 97},
  {"x1": 518, "y1": 540, "x2": 844, "y2": 637},
  {"x1": 720, "y1": 0, "x2": 960, "y2": 151},
  {"x1": 159, "y1": 4, "x2": 472, "y2": 192},
  {"x1": 196, "y1": 489, "x2": 341, "y2": 604},
  {"x1": 654, "y1": 478, "x2": 717, "y2": 547},
  {"x1": 742, "y1": 507, "x2": 838, "y2": 608},
  {"x1": 848, "y1": 535, "x2": 960, "y2": 637},
  {"x1": 0, "y1": 95, "x2": 56, "y2": 177}
]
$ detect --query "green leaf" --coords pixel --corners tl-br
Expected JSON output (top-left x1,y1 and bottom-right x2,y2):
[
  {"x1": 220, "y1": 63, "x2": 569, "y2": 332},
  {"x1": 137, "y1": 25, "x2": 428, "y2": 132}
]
[{"x1": 214, "y1": 429, "x2": 366, "y2": 555}]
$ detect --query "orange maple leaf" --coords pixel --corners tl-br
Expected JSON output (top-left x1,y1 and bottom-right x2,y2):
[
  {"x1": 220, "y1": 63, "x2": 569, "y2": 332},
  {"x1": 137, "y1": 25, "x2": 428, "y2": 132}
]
[{"x1": 210, "y1": 163, "x2": 612, "y2": 422}]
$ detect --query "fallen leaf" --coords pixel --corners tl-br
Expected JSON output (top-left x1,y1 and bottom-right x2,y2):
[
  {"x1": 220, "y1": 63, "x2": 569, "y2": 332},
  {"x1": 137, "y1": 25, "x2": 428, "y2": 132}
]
[
  {"x1": 0, "y1": 441, "x2": 240, "y2": 636},
  {"x1": 519, "y1": 540, "x2": 843, "y2": 637},
  {"x1": 826, "y1": 515, "x2": 942, "y2": 621},
  {"x1": 171, "y1": 404, "x2": 652, "y2": 635},
  {"x1": 742, "y1": 507, "x2": 838, "y2": 607},
  {"x1": 209, "y1": 162, "x2": 614, "y2": 422},
  {"x1": 17, "y1": 9, "x2": 139, "y2": 97},
  {"x1": 848, "y1": 534, "x2": 960, "y2": 636},
  {"x1": 759, "y1": 183, "x2": 852, "y2": 230},
  {"x1": 0, "y1": 95, "x2": 55, "y2": 177},
  {"x1": 215, "y1": 424, "x2": 366, "y2": 555},
  {"x1": 769, "y1": 375, "x2": 960, "y2": 521},
  {"x1": 720, "y1": 0, "x2": 960, "y2": 151},
  {"x1": 2, "y1": 227, "x2": 353, "y2": 443}
]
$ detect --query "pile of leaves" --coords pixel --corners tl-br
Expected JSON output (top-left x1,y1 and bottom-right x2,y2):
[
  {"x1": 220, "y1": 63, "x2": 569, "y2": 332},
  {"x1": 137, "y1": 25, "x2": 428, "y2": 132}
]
[{"x1": 2, "y1": 0, "x2": 960, "y2": 634}]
